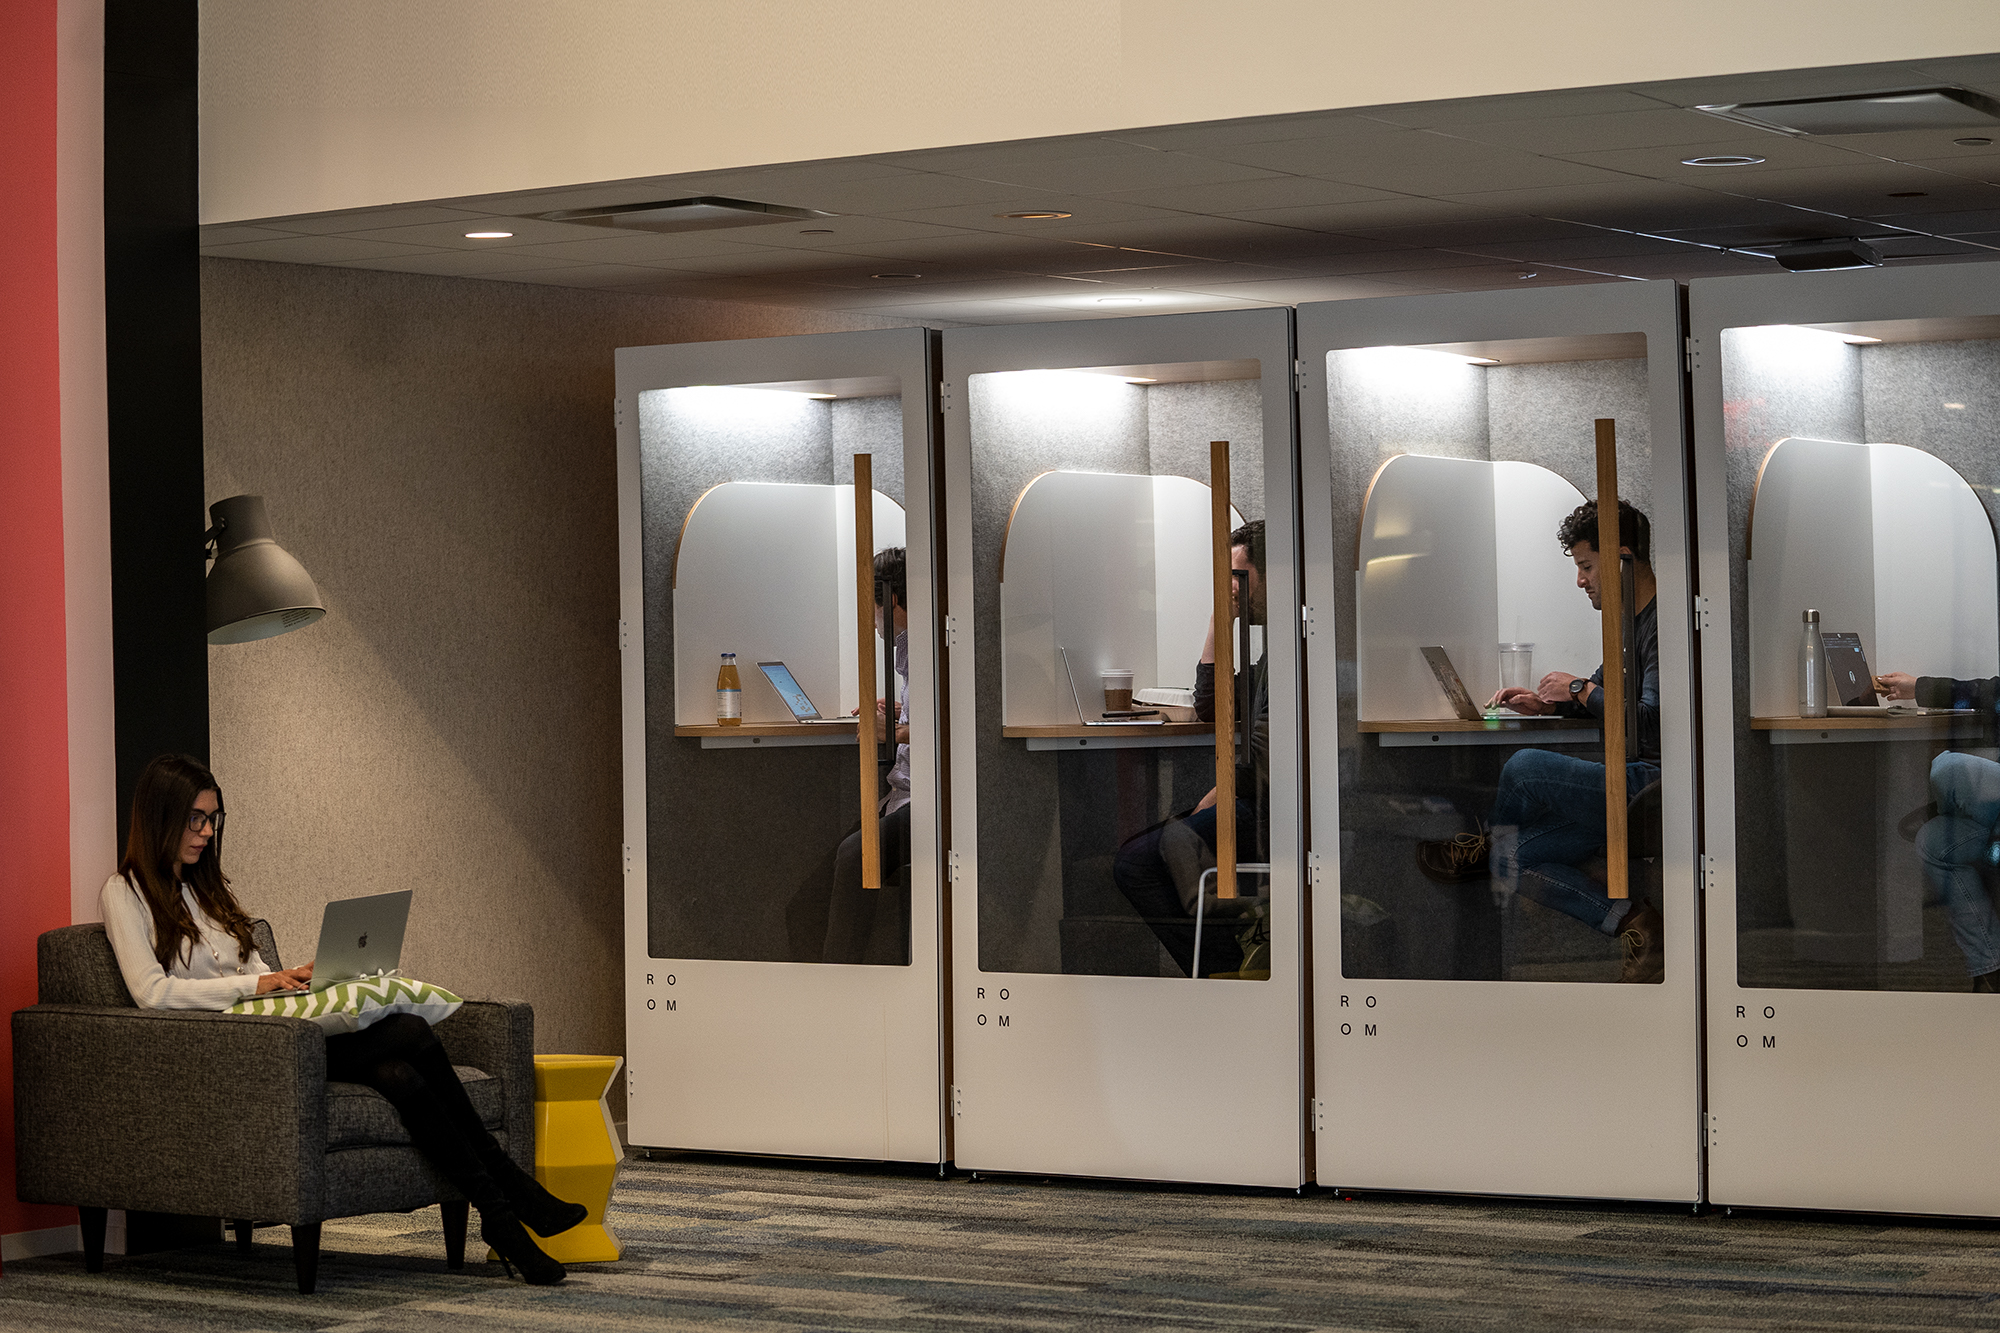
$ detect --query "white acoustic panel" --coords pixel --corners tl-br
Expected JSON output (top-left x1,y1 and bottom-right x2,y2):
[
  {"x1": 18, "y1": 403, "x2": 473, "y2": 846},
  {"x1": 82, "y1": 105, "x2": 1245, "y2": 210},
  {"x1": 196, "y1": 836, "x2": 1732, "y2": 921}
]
[{"x1": 673, "y1": 482, "x2": 905, "y2": 724}]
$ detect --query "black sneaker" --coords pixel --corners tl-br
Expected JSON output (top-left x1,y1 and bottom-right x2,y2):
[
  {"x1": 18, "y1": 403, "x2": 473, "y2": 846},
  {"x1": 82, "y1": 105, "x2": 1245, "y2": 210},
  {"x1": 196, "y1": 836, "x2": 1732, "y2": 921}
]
[
  {"x1": 1973, "y1": 969, "x2": 2000, "y2": 994},
  {"x1": 1416, "y1": 833, "x2": 1491, "y2": 884}
]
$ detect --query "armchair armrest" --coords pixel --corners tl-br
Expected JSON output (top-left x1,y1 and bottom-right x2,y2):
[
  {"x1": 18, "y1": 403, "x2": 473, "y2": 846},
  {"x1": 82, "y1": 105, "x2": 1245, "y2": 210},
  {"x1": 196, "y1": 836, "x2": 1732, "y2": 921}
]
[
  {"x1": 13, "y1": 1005, "x2": 330, "y2": 1223},
  {"x1": 433, "y1": 998, "x2": 534, "y2": 1169}
]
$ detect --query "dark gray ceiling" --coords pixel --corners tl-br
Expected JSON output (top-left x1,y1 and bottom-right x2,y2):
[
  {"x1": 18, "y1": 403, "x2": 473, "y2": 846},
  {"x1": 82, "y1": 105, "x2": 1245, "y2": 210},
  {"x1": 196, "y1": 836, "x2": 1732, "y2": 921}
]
[{"x1": 200, "y1": 53, "x2": 2000, "y2": 323}]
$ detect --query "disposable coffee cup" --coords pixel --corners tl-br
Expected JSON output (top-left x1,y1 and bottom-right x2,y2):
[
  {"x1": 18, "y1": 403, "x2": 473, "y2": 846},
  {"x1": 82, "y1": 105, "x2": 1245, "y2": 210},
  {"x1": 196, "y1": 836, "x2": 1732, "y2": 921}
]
[
  {"x1": 1498, "y1": 643, "x2": 1535, "y2": 691},
  {"x1": 1102, "y1": 668, "x2": 1134, "y2": 713}
]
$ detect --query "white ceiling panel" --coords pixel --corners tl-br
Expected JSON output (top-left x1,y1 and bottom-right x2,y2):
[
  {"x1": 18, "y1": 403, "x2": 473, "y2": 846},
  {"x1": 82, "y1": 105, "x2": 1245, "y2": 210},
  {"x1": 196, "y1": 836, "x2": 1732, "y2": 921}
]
[
  {"x1": 956, "y1": 152, "x2": 1288, "y2": 195},
  {"x1": 203, "y1": 235, "x2": 446, "y2": 264},
  {"x1": 256, "y1": 205, "x2": 495, "y2": 235},
  {"x1": 1425, "y1": 108, "x2": 1765, "y2": 155},
  {"x1": 322, "y1": 249, "x2": 597, "y2": 278},
  {"x1": 1096, "y1": 174, "x2": 1407, "y2": 213}
]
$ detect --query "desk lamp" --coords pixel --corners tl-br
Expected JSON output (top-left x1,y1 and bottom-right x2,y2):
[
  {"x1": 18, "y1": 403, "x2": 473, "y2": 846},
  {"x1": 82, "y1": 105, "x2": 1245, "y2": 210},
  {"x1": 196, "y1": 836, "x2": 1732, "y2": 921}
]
[{"x1": 204, "y1": 494, "x2": 326, "y2": 644}]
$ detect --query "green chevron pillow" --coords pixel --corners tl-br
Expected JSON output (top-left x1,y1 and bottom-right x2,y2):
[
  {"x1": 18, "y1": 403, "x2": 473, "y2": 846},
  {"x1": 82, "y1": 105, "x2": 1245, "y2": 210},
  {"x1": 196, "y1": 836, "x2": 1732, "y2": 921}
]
[{"x1": 228, "y1": 975, "x2": 463, "y2": 1034}]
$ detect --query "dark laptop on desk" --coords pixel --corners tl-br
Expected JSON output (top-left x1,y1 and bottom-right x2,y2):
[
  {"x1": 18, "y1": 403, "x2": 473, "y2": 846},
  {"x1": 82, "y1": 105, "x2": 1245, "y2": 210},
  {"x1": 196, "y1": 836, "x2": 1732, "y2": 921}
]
[{"x1": 1821, "y1": 631, "x2": 1972, "y2": 716}]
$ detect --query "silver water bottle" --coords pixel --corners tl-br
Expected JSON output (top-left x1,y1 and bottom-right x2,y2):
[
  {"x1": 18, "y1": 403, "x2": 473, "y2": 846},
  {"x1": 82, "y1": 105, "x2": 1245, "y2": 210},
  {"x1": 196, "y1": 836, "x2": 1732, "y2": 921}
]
[{"x1": 1799, "y1": 608, "x2": 1827, "y2": 718}]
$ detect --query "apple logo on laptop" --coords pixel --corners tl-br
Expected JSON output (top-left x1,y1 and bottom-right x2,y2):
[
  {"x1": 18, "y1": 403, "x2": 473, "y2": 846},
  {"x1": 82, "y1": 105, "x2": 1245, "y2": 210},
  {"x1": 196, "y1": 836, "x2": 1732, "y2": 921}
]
[{"x1": 358, "y1": 933, "x2": 368, "y2": 949}]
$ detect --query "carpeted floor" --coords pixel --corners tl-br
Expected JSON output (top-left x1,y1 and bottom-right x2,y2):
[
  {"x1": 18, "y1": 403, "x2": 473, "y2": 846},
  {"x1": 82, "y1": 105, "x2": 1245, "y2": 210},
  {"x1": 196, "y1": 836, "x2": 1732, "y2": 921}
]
[{"x1": 5, "y1": 1154, "x2": 2000, "y2": 1330}]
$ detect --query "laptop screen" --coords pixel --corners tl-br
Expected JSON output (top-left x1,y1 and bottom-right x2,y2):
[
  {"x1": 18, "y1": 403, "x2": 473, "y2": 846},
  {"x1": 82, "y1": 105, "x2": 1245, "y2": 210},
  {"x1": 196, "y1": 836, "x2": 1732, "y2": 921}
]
[
  {"x1": 758, "y1": 661, "x2": 820, "y2": 720},
  {"x1": 1820, "y1": 632, "x2": 1876, "y2": 707}
]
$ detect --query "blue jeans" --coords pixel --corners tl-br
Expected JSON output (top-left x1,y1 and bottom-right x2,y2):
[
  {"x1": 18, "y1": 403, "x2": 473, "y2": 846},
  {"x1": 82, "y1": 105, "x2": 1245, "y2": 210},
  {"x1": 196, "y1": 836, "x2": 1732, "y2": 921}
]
[
  {"x1": 1489, "y1": 748, "x2": 1660, "y2": 934},
  {"x1": 1917, "y1": 751, "x2": 2000, "y2": 978}
]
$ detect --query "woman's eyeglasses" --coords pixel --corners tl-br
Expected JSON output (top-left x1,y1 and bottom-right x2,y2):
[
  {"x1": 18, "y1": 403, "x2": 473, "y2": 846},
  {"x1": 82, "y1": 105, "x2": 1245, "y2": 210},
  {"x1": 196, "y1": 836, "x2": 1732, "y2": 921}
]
[{"x1": 186, "y1": 810, "x2": 226, "y2": 834}]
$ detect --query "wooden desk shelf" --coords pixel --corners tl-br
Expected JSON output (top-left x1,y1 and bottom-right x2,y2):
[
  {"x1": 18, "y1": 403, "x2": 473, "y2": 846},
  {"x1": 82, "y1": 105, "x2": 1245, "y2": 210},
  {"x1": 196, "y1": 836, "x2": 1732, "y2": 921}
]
[
  {"x1": 1360, "y1": 717, "x2": 1600, "y2": 749},
  {"x1": 1752, "y1": 714, "x2": 1985, "y2": 745},
  {"x1": 1003, "y1": 722, "x2": 1214, "y2": 751},
  {"x1": 675, "y1": 721, "x2": 858, "y2": 749}
]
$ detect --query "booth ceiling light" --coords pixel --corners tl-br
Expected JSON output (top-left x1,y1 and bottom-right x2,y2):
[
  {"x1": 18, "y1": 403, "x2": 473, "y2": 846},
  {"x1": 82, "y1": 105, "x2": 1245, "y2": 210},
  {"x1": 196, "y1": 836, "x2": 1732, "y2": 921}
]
[
  {"x1": 1774, "y1": 237, "x2": 1884, "y2": 271},
  {"x1": 536, "y1": 196, "x2": 832, "y2": 233},
  {"x1": 1768, "y1": 325, "x2": 1881, "y2": 345},
  {"x1": 999, "y1": 211, "x2": 1073, "y2": 219},
  {"x1": 1096, "y1": 296, "x2": 1145, "y2": 305},
  {"x1": 1682, "y1": 155, "x2": 1765, "y2": 167},
  {"x1": 204, "y1": 495, "x2": 326, "y2": 645},
  {"x1": 1696, "y1": 87, "x2": 2000, "y2": 136},
  {"x1": 1362, "y1": 346, "x2": 1499, "y2": 366},
  {"x1": 463, "y1": 230, "x2": 513, "y2": 239}
]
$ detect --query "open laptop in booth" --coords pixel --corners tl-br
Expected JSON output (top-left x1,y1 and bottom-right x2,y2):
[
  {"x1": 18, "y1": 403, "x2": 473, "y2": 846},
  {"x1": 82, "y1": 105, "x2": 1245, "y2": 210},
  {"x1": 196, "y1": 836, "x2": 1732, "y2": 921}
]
[
  {"x1": 758, "y1": 660, "x2": 856, "y2": 723},
  {"x1": 1822, "y1": 632, "x2": 1973, "y2": 717}
]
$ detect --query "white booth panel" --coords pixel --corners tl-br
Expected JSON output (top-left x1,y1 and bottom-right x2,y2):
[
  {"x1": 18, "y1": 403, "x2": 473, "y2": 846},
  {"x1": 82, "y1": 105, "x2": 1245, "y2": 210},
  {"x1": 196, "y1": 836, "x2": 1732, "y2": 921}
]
[
  {"x1": 617, "y1": 327, "x2": 944, "y2": 1165},
  {"x1": 1301, "y1": 281, "x2": 1701, "y2": 1204},
  {"x1": 1694, "y1": 266, "x2": 2000, "y2": 1216},
  {"x1": 944, "y1": 309, "x2": 1304, "y2": 1187}
]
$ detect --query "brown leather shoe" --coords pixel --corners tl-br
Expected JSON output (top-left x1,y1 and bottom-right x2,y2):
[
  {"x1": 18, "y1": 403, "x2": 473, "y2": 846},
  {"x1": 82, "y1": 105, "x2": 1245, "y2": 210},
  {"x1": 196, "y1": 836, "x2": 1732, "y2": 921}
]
[
  {"x1": 1416, "y1": 833, "x2": 1491, "y2": 884},
  {"x1": 1618, "y1": 903, "x2": 1664, "y2": 983}
]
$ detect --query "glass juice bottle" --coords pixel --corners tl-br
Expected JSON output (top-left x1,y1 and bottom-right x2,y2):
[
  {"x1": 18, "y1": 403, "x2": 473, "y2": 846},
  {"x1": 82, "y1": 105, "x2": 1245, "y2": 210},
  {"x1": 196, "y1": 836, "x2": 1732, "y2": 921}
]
[{"x1": 716, "y1": 653, "x2": 742, "y2": 726}]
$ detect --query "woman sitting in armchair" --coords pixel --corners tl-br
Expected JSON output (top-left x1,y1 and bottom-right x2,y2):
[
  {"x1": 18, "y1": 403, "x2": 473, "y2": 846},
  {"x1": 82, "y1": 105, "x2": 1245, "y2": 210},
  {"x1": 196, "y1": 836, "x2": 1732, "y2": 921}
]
[{"x1": 101, "y1": 753, "x2": 585, "y2": 1285}]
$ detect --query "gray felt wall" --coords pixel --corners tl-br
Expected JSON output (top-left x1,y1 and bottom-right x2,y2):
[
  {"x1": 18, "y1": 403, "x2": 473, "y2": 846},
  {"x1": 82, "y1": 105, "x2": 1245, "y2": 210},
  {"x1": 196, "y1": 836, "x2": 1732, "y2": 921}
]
[{"x1": 203, "y1": 257, "x2": 926, "y2": 1119}]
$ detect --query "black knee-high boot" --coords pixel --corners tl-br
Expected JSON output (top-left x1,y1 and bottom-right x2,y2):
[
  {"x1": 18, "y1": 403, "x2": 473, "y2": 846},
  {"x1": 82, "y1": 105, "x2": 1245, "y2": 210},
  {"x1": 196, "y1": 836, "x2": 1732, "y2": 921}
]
[
  {"x1": 371, "y1": 1062, "x2": 567, "y2": 1285},
  {"x1": 404, "y1": 1038, "x2": 588, "y2": 1239}
]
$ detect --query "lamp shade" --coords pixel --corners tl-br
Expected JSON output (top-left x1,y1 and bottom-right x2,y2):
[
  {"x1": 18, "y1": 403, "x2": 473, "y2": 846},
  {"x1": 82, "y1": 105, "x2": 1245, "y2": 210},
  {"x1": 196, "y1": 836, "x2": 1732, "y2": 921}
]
[{"x1": 205, "y1": 494, "x2": 326, "y2": 644}]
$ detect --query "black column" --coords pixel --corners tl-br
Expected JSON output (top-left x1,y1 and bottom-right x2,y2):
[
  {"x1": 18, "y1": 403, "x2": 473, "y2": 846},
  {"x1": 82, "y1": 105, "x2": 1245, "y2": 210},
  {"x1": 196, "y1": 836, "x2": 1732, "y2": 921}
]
[{"x1": 105, "y1": 0, "x2": 206, "y2": 834}]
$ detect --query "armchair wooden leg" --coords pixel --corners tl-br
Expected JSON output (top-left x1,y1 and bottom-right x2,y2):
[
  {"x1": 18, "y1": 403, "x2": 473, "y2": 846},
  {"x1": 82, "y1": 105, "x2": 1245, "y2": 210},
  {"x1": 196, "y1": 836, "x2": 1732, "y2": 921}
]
[
  {"x1": 79, "y1": 1207, "x2": 106, "y2": 1273},
  {"x1": 231, "y1": 1219, "x2": 254, "y2": 1252},
  {"x1": 292, "y1": 1223, "x2": 321, "y2": 1295},
  {"x1": 440, "y1": 1200, "x2": 469, "y2": 1270}
]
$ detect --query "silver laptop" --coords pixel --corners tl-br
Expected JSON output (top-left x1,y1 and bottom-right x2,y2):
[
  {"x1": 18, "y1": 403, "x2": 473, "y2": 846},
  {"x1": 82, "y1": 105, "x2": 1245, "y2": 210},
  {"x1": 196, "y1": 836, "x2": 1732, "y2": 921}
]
[
  {"x1": 1060, "y1": 646, "x2": 1163, "y2": 726},
  {"x1": 308, "y1": 889, "x2": 413, "y2": 990},
  {"x1": 758, "y1": 660, "x2": 854, "y2": 723}
]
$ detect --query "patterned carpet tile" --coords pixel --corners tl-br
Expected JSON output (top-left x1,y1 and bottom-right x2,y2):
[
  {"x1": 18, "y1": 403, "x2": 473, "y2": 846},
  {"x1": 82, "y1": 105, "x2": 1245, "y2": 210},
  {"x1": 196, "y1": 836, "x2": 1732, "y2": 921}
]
[{"x1": 4, "y1": 1156, "x2": 2000, "y2": 1330}]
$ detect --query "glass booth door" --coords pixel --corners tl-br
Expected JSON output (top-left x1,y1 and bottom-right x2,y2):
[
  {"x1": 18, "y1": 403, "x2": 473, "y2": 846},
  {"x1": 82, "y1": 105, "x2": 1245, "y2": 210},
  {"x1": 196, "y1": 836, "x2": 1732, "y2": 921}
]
[
  {"x1": 942, "y1": 308, "x2": 1305, "y2": 1186},
  {"x1": 616, "y1": 327, "x2": 944, "y2": 1163},
  {"x1": 1694, "y1": 263, "x2": 2000, "y2": 1216},
  {"x1": 1300, "y1": 281, "x2": 1702, "y2": 1201}
]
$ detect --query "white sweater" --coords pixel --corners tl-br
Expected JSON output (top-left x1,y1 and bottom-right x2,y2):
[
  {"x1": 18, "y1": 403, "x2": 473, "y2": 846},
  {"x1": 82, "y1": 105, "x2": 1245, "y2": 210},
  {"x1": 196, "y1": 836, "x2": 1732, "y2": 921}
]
[{"x1": 100, "y1": 872, "x2": 272, "y2": 1010}]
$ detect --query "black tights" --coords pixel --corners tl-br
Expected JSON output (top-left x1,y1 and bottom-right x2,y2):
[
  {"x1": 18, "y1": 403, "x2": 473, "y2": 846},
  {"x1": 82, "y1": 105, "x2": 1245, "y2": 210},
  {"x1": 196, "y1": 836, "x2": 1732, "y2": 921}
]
[{"x1": 324, "y1": 1013, "x2": 510, "y2": 1214}]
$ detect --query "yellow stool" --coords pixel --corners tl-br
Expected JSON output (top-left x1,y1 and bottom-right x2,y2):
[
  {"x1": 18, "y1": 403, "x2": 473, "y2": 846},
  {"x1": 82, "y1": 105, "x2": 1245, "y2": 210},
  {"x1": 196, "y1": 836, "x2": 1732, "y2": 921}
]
[{"x1": 498, "y1": 1054, "x2": 624, "y2": 1263}]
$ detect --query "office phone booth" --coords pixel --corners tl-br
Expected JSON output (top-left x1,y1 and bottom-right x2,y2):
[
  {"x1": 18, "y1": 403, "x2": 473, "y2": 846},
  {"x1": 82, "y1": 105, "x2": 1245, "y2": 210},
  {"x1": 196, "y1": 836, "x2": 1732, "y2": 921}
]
[
  {"x1": 1692, "y1": 263, "x2": 2000, "y2": 1216},
  {"x1": 1299, "y1": 281, "x2": 1702, "y2": 1201},
  {"x1": 941, "y1": 308, "x2": 1306, "y2": 1186},
  {"x1": 615, "y1": 327, "x2": 945, "y2": 1163}
]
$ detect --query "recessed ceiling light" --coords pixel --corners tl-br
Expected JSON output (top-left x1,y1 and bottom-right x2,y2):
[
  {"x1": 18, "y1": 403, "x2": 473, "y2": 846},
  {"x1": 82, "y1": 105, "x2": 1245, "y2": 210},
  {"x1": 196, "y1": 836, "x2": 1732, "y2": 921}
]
[
  {"x1": 1125, "y1": 377, "x2": 1159, "y2": 384},
  {"x1": 999, "y1": 211, "x2": 1073, "y2": 220},
  {"x1": 1516, "y1": 271, "x2": 1538, "y2": 280},
  {"x1": 464, "y1": 230, "x2": 514, "y2": 239},
  {"x1": 1096, "y1": 296, "x2": 1145, "y2": 305},
  {"x1": 1946, "y1": 402, "x2": 1967, "y2": 409},
  {"x1": 1682, "y1": 155, "x2": 1765, "y2": 167},
  {"x1": 1956, "y1": 137, "x2": 1994, "y2": 146},
  {"x1": 870, "y1": 272, "x2": 921, "y2": 280}
]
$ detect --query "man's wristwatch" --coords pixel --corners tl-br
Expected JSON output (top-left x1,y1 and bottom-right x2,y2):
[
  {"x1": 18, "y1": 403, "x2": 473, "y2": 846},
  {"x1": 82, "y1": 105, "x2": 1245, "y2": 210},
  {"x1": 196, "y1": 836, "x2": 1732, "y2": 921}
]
[{"x1": 1569, "y1": 678, "x2": 1589, "y2": 701}]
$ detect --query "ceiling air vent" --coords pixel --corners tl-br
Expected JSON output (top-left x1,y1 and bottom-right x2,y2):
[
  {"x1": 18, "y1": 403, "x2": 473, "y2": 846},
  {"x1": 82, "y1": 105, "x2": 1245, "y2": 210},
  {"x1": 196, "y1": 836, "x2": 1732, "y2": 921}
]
[
  {"x1": 538, "y1": 197, "x2": 832, "y2": 233},
  {"x1": 1697, "y1": 87, "x2": 2000, "y2": 136},
  {"x1": 1774, "y1": 238, "x2": 1884, "y2": 272}
]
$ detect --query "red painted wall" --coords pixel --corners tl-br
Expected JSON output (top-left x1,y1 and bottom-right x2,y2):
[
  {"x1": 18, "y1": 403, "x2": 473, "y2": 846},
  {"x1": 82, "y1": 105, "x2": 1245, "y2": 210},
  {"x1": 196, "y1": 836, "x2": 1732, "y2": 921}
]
[{"x1": 0, "y1": 0, "x2": 80, "y2": 1243}]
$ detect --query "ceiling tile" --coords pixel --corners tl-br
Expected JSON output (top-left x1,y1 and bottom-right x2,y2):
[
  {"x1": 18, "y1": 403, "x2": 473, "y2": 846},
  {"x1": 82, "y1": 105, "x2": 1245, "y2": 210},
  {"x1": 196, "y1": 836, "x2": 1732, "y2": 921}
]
[
  {"x1": 1713, "y1": 162, "x2": 2000, "y2": 209},
  {"x1": 627, "y1": 246, "x2": 908, "y2": 276},
  {"x1": 1094, "y1": 174, "x2": 1406, "y2": 213},
  {"x1": 1630, "y1": 61, "x2": 1943, "y2": 109},
  {"x1": 443, "y1": 177, "x2": 745, "y2": 215},
  {"x1": 880, "y1": 197, "x2": 1193, "y2": 230},
  {"x1": 1226, "y1": 197, "x2": 1518, "y2": 232},
  {"x1": 959, "y1": 152, "x2": 1287, "y2": 195},
  {"x1": 500, "y1": 231, "x2": 815, "y2": 266},
  {"x1": 700, "y1": 216, "x2": 981, "y2": 252},
  {"x1": 1364, "y1": 88, "x2": 1678, "y2": 129},
  {"x1": 201, "y1": 236, "x2": 445, "y2": 264},
  {"x1": 1422, "y1": 108, "x2": 1764, "y2": 156},
  {"x1": 1208, "y1": 132, "x2": 1634, "y2": 195},
  {"x1": 321, "y1": 249, "x2": 596, "y2": 278},
  {"x1": 1341, "y1": 216, "x2": 1600, "y2": 247},
  {"x1": 870, "y1": 135, "x2": 1157, "y2": 174},
  {"x1": 337, "y1": 216, "x2": 620, "y2": 248},
  {"x1": 199, "y1": 224, "x2": 301, "y2": 247},
  {"x1": 1191, "y1": 274, "x2": 1443, "y2": 303},
  {"x1": 1105, "y1": 112, "x2": 1409, "y2": 153},
  {"x1": 765, "y1": 172, "x2": 1033, "y2": 214},
  {"x1": 1557, "y1": 135, "x2": 1868, "y2": 178},
  {"x1": 684, "y1": 159, "x2": 923, "y2": 198},
  {"x1": 1868, "y1": 207, "x2": 2000, "y2": 235},
  {"x1": 1434, "y1": 179, "x2": 1812, "y2": 230},
  {"x1": 255, "y1": 205, "x2": 494, "y2": 235},
  {"x1": 480, "y1": 264, "x2": 707, "y2": 289}
]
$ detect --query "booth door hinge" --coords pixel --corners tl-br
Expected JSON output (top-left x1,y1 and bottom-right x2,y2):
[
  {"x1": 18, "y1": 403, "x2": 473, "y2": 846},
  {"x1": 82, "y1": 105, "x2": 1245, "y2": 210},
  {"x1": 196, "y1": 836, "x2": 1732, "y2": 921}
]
[
  {"x1": 1698, "y1": 853, "x2": 1718, "y2": 895},
  {"x1": 618, "y1": 619, "x2": 630, "y2": 652},
  {"x1": 947, "y1": 849, "x2": 965, "y2": 882},
  {"x1": 614, "y1": 401, "x2": 625, "y2": 432},
  {"x1": 1310, "y1": 1098, "x2": 1326, "y2": 1132},
  {"x1": 1686, "y1": 336, "x2": 1706, "y2": 375},
  {"x1": 940, "y1": 381, "x2": 955, "y2": 414},
  {"x1": 950, "y1": 1085, "x2": 964, "y2": 1117},
  {"x1": 1301, "y1": 604, "x2": 1316, "y2": 640},
  {"x1": 943, "y1": 615, "x2": 958, "y2": 650},
  {"x1": 1692, "y1": 595, "x2": 1714, "y2": 634},
  {"x1": 622, "y1": 844, "x2": 634, "y2": 878},
  {"x1": 1306, "y1": 850, "x2": 1327, "y2": 886},
  {"x1": 1294, "y1": 358, "x2": 1307, "y2": 393}
]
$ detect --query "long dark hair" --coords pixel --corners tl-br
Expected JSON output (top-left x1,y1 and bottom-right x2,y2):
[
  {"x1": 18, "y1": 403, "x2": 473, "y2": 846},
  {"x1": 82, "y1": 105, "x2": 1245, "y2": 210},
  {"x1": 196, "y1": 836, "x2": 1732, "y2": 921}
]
[{"x1": 116, "y1": 754, "x2": 258, "y2": 969}]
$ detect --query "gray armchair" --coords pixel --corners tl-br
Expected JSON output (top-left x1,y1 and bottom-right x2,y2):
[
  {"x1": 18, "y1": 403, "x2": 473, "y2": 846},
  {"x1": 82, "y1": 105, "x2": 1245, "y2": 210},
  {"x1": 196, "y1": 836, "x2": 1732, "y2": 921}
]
[{"x1": 13, "y1": 921, "x2": 535, "y2": 1293}]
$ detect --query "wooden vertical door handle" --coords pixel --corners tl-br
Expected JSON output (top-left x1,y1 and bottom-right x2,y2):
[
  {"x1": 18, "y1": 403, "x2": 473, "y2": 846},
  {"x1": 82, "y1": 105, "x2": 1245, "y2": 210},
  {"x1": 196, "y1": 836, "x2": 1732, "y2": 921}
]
[
  {"x1": 853, "y1": 455, "x2": 881, "y2": 891},
  {"x1": 1211, "y1": 440, "x2": 1237, "y2": 902},
  {"x1": 1594, "y1": 419, "x2": 1628, "y2": 902}
]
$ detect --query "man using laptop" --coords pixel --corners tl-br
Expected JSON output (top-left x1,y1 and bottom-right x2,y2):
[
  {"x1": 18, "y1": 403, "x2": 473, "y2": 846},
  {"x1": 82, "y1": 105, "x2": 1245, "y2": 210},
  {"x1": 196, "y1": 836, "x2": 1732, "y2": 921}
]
[
  {"x1": 1112, "y1": 520, "x2": 1271, "y2": 978},
  {"x1": 1415, "y1": 500, "x2": 1664, "y2": 983},
  {"x1": 819, "y1": 547, "x2": 914, "y2": 964},
  {"x1": 1875, "y1": 666, "x2": 2000, "y2": 991}
]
